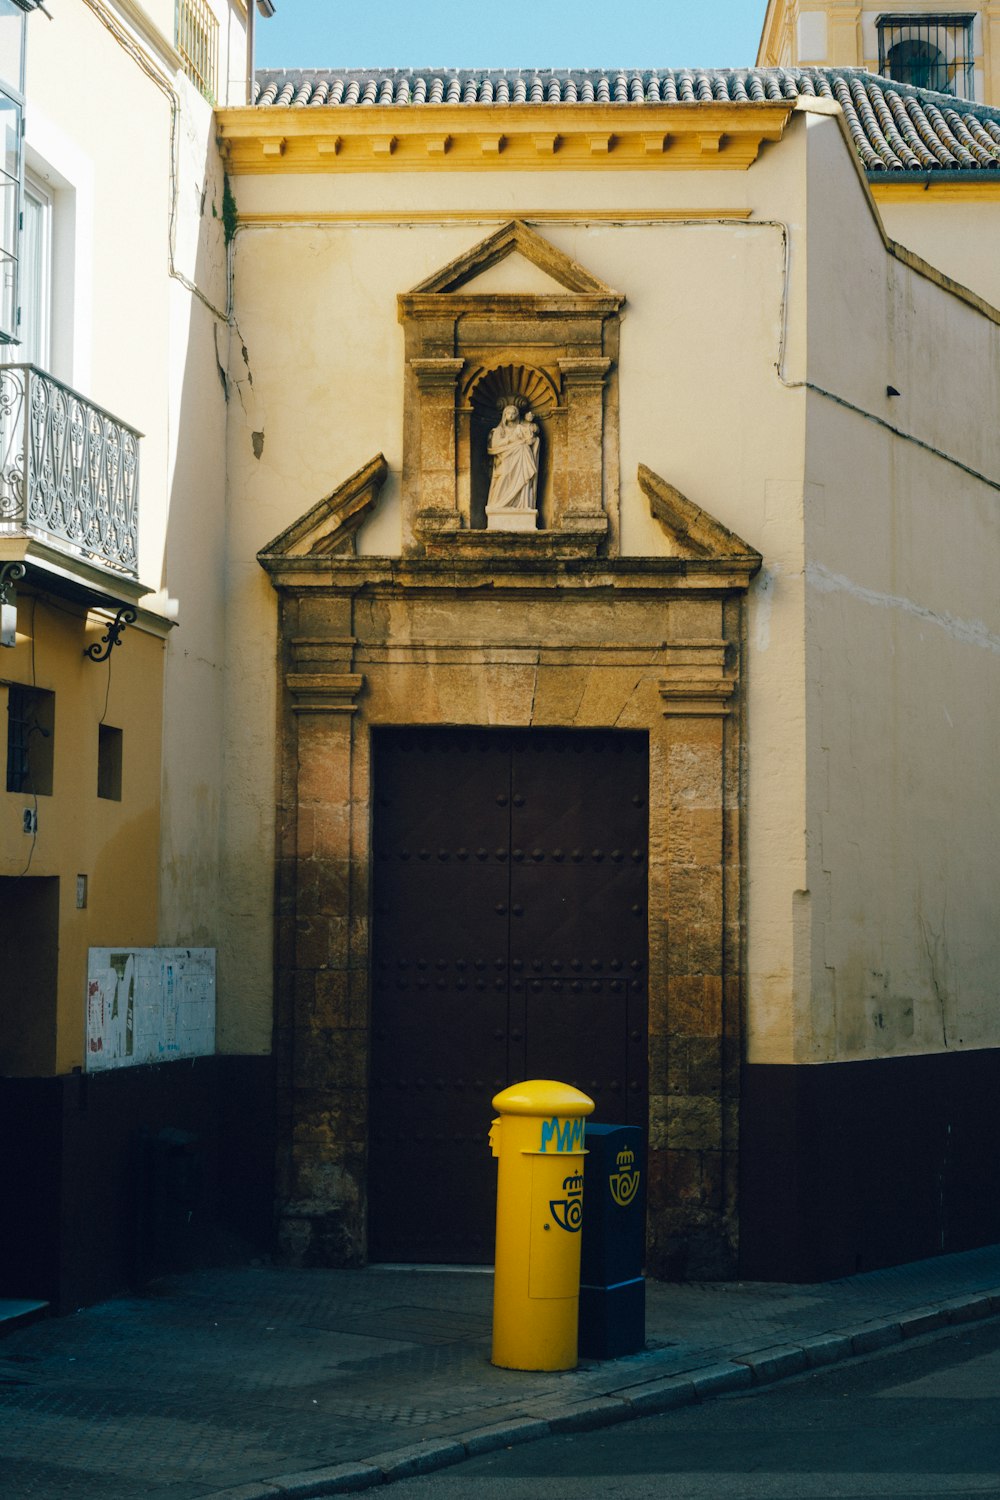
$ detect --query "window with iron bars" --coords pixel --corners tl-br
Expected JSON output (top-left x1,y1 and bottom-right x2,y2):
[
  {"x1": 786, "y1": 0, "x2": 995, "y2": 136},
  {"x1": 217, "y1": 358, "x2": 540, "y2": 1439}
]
[
  {"x1": 175, "y1": 0, "x2": 218, "y2": 102},
  {"x1": 5, "y1": 683, "x2": 54, "y2": 795},
  {"x1": 877, "y1": 13, "x2": 976, "y2": 99}
]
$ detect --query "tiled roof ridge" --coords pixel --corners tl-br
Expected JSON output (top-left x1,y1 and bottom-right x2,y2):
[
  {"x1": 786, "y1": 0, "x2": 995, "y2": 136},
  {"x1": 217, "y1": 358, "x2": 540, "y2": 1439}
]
[{"x1": 248, "y1": 66, "x2": 1000, "y2": 174}]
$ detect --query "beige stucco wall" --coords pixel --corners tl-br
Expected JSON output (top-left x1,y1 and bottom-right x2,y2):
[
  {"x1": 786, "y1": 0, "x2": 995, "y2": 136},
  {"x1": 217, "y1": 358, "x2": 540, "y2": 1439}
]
[
  {"x1": 222, "y1": 103, "x2": 998, "y2": 1073},
  {"x1": 221, "y1": 123, "x2": 813, "y2": 1054},
  {"x1": 875, "y1": 194, "x2": 1000, "y2": 311},
  {"x1": 797, "y1": 108, "x2": 1000, "y2": 1064}
]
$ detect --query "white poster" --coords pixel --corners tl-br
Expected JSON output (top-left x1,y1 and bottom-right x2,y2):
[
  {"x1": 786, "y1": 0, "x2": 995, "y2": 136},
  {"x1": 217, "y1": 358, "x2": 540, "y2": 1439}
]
[{"x1": 86, "y1": 948, "x2": 216, "y2": 1070}]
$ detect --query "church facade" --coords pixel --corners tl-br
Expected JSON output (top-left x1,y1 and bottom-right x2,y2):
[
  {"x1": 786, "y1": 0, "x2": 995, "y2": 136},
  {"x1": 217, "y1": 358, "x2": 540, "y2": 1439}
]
[{"x1": 215, "y1": 64, "x2": 1000, "y2": 1280}]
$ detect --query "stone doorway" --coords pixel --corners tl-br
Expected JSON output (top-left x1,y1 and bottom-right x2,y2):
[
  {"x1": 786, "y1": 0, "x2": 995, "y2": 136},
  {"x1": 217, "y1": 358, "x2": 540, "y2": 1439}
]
[{"x1": 368, "y1": 726, "x2": 648, "y2": 1262}]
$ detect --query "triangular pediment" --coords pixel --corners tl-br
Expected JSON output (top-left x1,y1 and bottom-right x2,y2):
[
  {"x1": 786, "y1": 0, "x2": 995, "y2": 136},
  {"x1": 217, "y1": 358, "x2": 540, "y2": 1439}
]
[
  {"x1": 639, "y1": 464, "x2": 761, "y2": 564},
  {"x1": 257, "y1": 454, "x2": 388, "y2": 566},
  {"x1": 407, "y1": 219, "x2": 619, "y2": 298},
  {"x1": 460, "y1": 252, "x2": 578, "y2": 296}
]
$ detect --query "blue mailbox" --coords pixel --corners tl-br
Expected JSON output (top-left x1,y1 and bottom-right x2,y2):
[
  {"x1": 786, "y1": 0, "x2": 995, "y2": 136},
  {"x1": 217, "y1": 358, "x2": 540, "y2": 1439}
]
[{"x1": 578, "y1": 1123, "x2": 645, "y2": 1359}]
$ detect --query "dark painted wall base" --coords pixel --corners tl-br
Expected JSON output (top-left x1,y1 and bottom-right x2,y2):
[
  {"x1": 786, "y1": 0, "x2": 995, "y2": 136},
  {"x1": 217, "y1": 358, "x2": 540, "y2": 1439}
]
[
  {"x1": 740, "y1": 1049, "x2": 1000, "y2": 1282},
  {"x1": 1, "y1": 1055, "x2": 274, "y2": 1312}
]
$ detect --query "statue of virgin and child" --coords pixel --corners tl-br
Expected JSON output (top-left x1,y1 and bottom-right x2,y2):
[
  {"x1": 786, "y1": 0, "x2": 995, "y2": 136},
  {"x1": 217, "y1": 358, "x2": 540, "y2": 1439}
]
[{"x1": 485, "y1": 403, "x2": 540, "y2": 529}]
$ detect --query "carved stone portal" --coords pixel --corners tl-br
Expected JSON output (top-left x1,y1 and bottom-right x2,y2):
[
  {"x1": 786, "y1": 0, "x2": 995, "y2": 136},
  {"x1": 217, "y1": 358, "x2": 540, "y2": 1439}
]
[
  {"x1": 258, "y1": 466, "x2": 761, "y2": 1282},
  {"x1": 397, "y1": 220, "x2": 623, "y2": 556}
]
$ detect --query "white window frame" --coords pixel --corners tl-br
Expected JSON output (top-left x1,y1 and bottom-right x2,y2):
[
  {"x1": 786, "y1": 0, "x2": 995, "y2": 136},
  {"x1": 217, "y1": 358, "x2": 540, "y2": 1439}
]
[{"x1": 19, "y1": 169, "x2": 50, "y2": 368}]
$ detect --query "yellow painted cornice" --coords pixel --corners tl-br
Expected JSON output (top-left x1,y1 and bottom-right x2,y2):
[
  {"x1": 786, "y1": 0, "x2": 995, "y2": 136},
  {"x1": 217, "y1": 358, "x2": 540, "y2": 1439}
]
[
  {"x1": 215, "y1": 101, "x2": 795, "y2": 174},
  {"x1": 233, "y1": 207, "x2": 754, "y2": 225},
  {"x1": 872, "y1": 179, "x2": 1000, "y2": 202}
]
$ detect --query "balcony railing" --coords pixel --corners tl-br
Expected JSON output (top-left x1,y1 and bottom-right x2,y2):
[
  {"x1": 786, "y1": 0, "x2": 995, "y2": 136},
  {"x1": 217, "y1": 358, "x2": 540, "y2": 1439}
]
[{"x1": 0, "y1": 365, "x2": 140, "y2": 578}]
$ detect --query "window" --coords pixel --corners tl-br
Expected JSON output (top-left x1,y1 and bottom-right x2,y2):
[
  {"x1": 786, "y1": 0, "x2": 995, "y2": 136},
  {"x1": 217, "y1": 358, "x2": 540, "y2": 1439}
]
[
  {"x1": 5, "y1": 682, "x2": 53, "y2": 794},
  {"x1": 19, "y1": 173, "x2": 50, "y2": 368},
  {"x1": 97, "y1": 723, "x2": 122, "y2": 801},
  {"x1": 877, "y1": 14, "x2": 976, "y2": 99},
  {"x1": 175, "y1": 0, "x2": 219, "y2": 101}
]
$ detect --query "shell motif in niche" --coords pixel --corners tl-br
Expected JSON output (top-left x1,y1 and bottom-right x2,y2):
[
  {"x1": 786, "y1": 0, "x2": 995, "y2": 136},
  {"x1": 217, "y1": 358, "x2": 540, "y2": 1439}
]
[{"x1": 467, "y1": 364, "x2": 559, "y2": 419}]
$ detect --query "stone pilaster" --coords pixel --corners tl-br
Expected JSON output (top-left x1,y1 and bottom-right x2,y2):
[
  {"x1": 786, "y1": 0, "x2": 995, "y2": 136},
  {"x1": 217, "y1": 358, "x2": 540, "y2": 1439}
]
[
  {"x1": 652, "y1": 636, "x2": 739, "y2": 1278},
  {"x1": 276, "y1": 629, "x2": 370, "y2": 1266},
  {"x1": 411, "y1": 357, "x2": 465, "y2": 537},
  {"x1": 558, "y1": 357, "x2": 611, "y2": 535}
]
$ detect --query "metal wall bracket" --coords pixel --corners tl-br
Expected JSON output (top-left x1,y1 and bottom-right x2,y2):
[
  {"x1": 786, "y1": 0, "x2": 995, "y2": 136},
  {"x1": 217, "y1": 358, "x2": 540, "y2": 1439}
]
[
  {"x1": 0, "y1": 561, "x2": 24, "y2": 647},
  {"x1": 84, "y1": 605, "x2": 137, "y2": 663},
  {"x1": 0, "y1": 560, "x2": 25, "y2": 605}
]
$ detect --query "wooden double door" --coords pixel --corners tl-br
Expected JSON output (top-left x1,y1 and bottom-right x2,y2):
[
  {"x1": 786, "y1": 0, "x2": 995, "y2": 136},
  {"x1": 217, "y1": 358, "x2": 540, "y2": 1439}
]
[{"x1": 369, "y1": 727, "x2": 648, "y2": 1262}]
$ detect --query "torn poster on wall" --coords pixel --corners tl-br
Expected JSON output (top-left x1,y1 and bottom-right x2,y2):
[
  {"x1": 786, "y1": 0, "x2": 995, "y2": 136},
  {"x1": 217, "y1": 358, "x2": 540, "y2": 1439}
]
[{"x1": 86, "y1": 948, "x2": 215, "y2": 1070}]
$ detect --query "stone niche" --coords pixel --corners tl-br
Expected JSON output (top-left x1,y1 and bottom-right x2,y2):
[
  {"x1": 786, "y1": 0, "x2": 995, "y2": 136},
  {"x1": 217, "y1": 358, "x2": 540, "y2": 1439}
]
[{"x1": 398, "y1": 220, "x2": 623, "y2": 556}]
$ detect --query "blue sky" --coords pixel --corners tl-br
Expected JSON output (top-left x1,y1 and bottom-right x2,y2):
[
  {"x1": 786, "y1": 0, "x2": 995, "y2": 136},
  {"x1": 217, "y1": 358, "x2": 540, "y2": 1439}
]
[{"x1": 254, "y1": 1, "x2": 766, "y2": 72}]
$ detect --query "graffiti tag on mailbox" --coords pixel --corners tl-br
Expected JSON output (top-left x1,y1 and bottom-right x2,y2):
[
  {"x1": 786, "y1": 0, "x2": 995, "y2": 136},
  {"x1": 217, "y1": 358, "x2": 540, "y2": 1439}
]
[
  {"x1": 549, "y1": 1172, "x2": 584, "y2": 1231},
  {"x1": 610, "y1": 1147, "x2": 640, "y2": 1207},
  {"x1": 539, "y1": 1116, "x2": 585, "y2": 1153}
]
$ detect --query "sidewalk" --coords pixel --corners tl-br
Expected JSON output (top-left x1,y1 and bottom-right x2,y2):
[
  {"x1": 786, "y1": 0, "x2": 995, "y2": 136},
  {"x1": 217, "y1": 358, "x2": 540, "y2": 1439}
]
[{"x1": 2, "y1": 1245, "x2": 999, "y2": 1500}]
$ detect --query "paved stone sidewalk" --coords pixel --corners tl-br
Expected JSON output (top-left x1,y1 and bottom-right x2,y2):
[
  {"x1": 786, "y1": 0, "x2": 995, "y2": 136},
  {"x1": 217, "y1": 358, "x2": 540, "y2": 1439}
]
[{"x1": 1, "y1": 1245, "x2": 999, "y2": 1499}]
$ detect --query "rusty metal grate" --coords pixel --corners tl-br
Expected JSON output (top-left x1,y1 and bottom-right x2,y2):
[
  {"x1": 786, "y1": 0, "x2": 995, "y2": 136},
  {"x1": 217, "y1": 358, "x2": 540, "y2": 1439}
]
[
  {"x1": 175, "y1": 0, "x2": 219, "y2": 102},
  {"x1": 877, "y1": 14, "x2": 976, "y2": 99}
]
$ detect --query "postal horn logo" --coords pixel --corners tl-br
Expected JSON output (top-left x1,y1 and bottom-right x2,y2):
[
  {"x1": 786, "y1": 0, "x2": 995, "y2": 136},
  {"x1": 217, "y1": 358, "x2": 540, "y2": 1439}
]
[
  {"x1": 549, "y1": 1172, "x2": 584, "y2": 1232},
  {"x1": 610, "y1": 1147, "x2": 640, "y2": 1208}
]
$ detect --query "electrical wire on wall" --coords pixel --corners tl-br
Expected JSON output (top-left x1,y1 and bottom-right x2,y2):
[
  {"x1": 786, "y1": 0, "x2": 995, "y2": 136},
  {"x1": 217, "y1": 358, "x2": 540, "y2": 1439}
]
[{"x1": 99, "y1": 643, "x2": 113, "y2": 727}]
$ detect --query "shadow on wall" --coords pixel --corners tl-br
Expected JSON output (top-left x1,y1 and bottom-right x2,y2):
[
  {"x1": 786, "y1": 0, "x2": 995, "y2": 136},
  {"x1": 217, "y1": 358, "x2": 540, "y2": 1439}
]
[{"x1": 0, "y1": 1055, "x2": 275, "y2": 1312}]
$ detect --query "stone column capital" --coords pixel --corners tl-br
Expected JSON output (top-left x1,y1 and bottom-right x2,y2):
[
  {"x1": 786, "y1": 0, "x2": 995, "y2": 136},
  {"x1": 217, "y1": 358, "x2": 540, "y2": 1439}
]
[
  {"x1": 285, "y1": 672, "x2": 365, "y2": 714},
  {"x1": 410, "y1": 357, "x2": 465, "y2": 391},
  {"x1": 659, "y1": 639, "x2": 736, "y2": 716},
  {"x1": 557, "y1": 356, "x2": 612, "y2": 388}
]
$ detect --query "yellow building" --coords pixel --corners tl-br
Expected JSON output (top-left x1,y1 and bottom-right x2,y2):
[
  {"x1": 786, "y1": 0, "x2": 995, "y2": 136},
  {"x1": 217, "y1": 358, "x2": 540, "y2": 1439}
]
[{"x1": 759, "y1": 0, "x2": 1000, "y2": 105}]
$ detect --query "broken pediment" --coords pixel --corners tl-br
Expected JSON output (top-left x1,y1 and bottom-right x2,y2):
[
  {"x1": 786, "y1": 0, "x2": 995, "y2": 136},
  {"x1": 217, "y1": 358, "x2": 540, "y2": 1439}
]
[
  {"x1": 257, "y1": 454, "x2": 388, "y2": 568},
  {"x1": 639, "y1": 464, "x2": 761, "y2": 566}
]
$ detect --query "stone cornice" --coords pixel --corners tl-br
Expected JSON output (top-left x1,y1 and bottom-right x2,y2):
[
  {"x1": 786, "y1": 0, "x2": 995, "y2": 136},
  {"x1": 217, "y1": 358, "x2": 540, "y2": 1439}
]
[
  {"x1": 259, "y1": 554, "x2": 762, "y2": 595},
  {"x1": 216, "y1": 101, "x2": 795, "y2": 174},
  {"x1": 399, "y1": 292, "x2": 624, "y2": 320}
]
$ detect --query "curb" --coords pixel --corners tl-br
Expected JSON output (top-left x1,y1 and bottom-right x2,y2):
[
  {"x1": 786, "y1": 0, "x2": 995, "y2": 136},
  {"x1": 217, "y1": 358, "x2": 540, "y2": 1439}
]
[
  {"x1": 0, "y1": 1300, "x2": 49, "y2": 1339},
  {"x1": 203, "y1": 1287, "x2": 1000, "y2": 1499}
]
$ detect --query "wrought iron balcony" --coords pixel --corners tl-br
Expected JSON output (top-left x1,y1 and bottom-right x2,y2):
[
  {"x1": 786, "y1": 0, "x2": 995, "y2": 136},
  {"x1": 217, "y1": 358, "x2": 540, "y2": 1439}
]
[{"x1": 0, "y1": 364, "x2": 140, "y2": 578}]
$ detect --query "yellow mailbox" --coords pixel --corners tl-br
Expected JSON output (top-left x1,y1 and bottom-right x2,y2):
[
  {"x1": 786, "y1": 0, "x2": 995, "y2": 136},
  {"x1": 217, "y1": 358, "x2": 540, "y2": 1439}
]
[{"x1": 489, "y1": 1079, "x2": 595, "y2": 1371}]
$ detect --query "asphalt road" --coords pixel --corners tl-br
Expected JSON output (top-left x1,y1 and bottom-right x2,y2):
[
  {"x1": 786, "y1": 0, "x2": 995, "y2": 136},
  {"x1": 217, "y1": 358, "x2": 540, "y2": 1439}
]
[{"x1": 386, "y1": 1319, "x2": 1000, "y2": 1499}]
